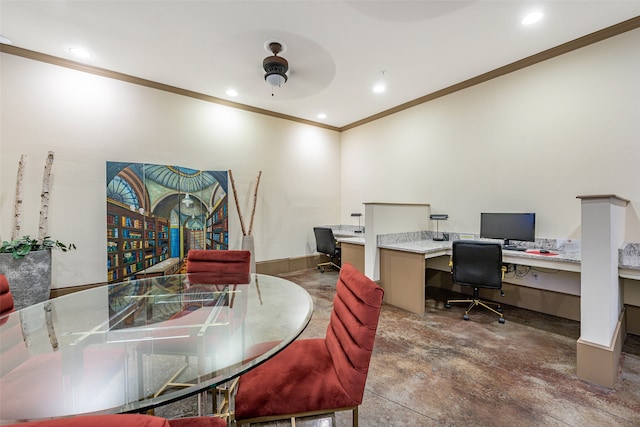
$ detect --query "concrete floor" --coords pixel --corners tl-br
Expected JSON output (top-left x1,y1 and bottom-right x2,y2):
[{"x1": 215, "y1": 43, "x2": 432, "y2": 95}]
[{"x1": 158, "y1": 268, "x2": 640, "y2": 426}]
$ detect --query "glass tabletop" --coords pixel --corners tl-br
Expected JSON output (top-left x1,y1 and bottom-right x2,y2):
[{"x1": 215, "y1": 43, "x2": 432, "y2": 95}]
[{"x1": 0, "y1": 273, "x2": 313, "y2": 423}]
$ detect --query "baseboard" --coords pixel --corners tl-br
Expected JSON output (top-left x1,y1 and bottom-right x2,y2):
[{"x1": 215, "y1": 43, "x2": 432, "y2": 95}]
[
  {"x1": 50, "y1": 282, "x2": 105, "y2": 299},
  {"x1": 256, "y1": 255, "x2": 323, "y2": 275},
  {"x1": 576, "y1": 309, "x2": 625, "y2": 389}
]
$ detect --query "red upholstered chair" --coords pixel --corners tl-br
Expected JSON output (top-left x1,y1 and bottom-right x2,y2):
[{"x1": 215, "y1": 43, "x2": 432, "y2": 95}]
[
  {"x1": 0, "y1": 274, "x2": 15, "y2": 319},
  {"x1": 5, "y1": 414, "x2": 226, "y2": 427},
  {"x1": 186, "y1": 250, "x2": 251, "y2": 275},
  {"x1": 234, "y1": 263, "x2": 384, "y2": 427}
]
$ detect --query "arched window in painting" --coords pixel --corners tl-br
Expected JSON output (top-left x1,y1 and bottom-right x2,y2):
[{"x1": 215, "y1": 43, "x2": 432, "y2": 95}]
[{"x1": 107, "y1": 175, "x2": 140, "y2": 208}]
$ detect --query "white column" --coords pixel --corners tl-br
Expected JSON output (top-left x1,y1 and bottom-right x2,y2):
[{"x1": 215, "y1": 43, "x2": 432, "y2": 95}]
[{"x1": 578, "y1": 194, "x2": 628, "y2": 345}]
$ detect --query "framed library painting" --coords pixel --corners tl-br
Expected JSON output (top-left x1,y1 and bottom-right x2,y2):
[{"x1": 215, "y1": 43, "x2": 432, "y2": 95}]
[{"x1": 106, "y1": 162, "x2": 228, "y2": 283}]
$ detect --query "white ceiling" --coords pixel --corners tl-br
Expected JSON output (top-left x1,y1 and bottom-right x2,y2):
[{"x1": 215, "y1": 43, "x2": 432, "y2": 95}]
[{"x1": 1, "y1": 1, "x2": 639, "y2": 129}]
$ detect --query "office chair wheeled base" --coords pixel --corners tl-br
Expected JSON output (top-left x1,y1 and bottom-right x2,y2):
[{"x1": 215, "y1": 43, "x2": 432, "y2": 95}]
[
  {"x1": 317, "y1": 261, "x2": 340, "y2": 273},
  {"x1": 445, "y1": 290, "x2": 505, "y2": 324}
]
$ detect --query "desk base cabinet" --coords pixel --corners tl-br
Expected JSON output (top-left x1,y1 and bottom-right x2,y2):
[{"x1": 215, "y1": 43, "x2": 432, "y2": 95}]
[
  {"x1": 341, "y1": 243, "x2": 365, "y2": 274},
  {"x1": 380, "y1": 249, "x2": 426, "y2": 315}
]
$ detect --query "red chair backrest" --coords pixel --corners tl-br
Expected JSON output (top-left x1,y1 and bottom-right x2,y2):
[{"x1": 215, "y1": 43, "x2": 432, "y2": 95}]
[
  {"x1": 0, "y1": 274, "x2": 15, "y2": 318},
  {"x1": 325, "y1": 263, "x2": 384, "y2": 404},
  {"x1": 186, "y1": 250, "x2": 251, "y2": 274}
]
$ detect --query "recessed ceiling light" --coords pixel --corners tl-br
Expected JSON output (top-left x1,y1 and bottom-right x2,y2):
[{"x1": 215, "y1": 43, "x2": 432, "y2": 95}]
[
  {"x1": 522, "y1": 11, "x2": 543, "y2": 25},
  {"x1": 69, "y1": 47, "x2": 92, "y2": 59},
  {"x1": 317, "y1": 113, "x2": 327, "y2": 120},
  {"x1": 0, "y1": 35, "x2": 13, "y2": 45},
  {"x1": 226, "y1": 89, "x2": 238, "y2": 97},
  {"x1": 373, "y1": 70, "x2": 387, "y2": 93},
  {"x1": 373, "y1": 83, "x2": 386, "y2": 93}
]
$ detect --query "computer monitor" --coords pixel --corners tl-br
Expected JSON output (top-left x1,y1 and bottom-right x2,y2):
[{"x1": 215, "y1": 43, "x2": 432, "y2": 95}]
[{"x1": 480, "y1": 212, "x2": 536, "y2": 251}]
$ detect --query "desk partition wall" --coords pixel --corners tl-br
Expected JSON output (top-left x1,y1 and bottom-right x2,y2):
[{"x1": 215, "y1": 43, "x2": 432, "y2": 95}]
[{"x1": 363, "y1": 203, "x2": 430, "y2": 281}]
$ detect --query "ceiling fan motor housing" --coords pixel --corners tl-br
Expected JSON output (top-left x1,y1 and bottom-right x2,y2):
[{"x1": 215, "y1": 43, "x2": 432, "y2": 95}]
[
  {"x1": 263, "y1": 55, "x2": 288, "y2": 75},
  {"x1": 263, "y1": 42, "x2": 288, "y2": 84}
]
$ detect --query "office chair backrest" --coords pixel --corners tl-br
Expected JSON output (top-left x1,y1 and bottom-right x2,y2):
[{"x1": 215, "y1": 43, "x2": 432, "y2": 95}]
[
  {"x1": 326, "y1": 263, "x2": 384, "y2": 403},
  {"x1": 186, "y1": 249, "x2": 251, "y2": 274},
  {"x1": 313, "y1": 227, "x2": 337, "y2": 255},
  {"x1": 452, "y1": 240, "x2": 503, "y2": 289}
]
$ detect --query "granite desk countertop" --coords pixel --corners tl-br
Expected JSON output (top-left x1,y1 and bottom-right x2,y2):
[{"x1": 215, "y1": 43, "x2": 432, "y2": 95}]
[
  {"x1": 378, "y1": 239, "x2": 451, "y2": 255},
  {"x1": 332, "y1": 225, "x2": 640, "y2": 274},
  {"x1": 377, "y1": 239, "x2": 583, "y2": 266},
  {"x1": 620, "y1": 243, "x2": 640, "y2": 270},
  {"x1": 337, "y1": 236, "x2": 365, "y2": 245}
]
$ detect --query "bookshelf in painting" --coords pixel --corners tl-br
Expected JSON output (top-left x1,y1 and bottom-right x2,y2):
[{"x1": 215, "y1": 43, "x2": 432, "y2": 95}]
[
  {"x1": 156, "y1": 218, "x2": 170, "y2": 262},
  {"x1": 107, "y1": 201, "x2": 170, "y2": 283},
  {"x1": 206, "y1": 195, "x2": 229, "y2": 250}
]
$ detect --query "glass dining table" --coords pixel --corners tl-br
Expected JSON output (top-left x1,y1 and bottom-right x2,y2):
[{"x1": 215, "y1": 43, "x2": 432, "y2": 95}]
[{"x1": 0, "y1": 273, "x2": 313, "y2": 423}]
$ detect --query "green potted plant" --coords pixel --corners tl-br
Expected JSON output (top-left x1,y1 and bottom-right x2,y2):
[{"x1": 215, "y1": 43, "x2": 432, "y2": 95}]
[{"x1": 0, "y1": 235, "x2": 76, "y2": 259}]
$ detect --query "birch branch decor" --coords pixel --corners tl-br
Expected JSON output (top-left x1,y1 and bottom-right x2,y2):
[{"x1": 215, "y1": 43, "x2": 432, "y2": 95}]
[
  {"x1": 12, "y1": 154, "x2": 27, "y2": 240},
  {"x1": 228, "y1": 170, "x2": 262, "y2": 237},
  {"x1": 2, "y1": 150, "x2": 75, "y2": 259},
  {"x1": 228, "y1": 169, "x2": 247, "y2": 236},
  {"x1": 247, "y1": 171, "x2": 262, "y2": 236},
  {"x1": 38, "y1": 151, "x2": 55, "y2": 241}
]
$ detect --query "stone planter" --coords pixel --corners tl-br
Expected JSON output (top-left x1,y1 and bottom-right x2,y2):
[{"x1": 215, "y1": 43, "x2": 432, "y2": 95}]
[
  {"x1": 0, "y1": 250, "x2": 52, "y2": 310},
  {"x1": 241, "y1": 235, "x2": 256, "y2": 273}
]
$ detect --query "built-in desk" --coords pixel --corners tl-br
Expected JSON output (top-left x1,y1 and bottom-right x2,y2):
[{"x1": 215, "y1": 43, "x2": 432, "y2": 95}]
[
  {"x1": 330, "y1": 223, "x2": 640, "y2": 324},
  {"x1": 377, "y1": 239, "x2": 640, "y2": 320},
  {"x1": 334, "y1": 235, "x2": 582, "y2": 315},
  {"x1": 378, "y1": 239, "x2": 582, "y2": 316}
]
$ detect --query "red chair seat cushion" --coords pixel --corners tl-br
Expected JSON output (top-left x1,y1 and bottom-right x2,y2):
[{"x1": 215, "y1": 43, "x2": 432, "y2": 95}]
[{"x1": 234, "y1": 338, "x2": 357, "y2": 420}]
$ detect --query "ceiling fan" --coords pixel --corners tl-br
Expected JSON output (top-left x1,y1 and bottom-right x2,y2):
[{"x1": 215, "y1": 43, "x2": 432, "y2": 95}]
[{"x1": 263, "y1": 41, "x2": 288, "y2": 89}]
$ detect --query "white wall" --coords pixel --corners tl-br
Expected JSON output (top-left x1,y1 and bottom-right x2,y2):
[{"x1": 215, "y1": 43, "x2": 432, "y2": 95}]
[
  {"x1": 341, "y1": 29, "x2": 640, "y2": 241},
  {"x1": 0, "y1": 54, "x2": 341, "y2": 288}
]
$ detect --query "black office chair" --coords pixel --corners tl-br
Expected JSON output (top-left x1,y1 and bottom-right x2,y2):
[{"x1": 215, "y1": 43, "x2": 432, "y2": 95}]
[
  {"x1": 313, "y1": 227, "x2": 341, "y2": 272},
  {"x1": 445, "y1": 240, "x2": 507, "y2": 323}
]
